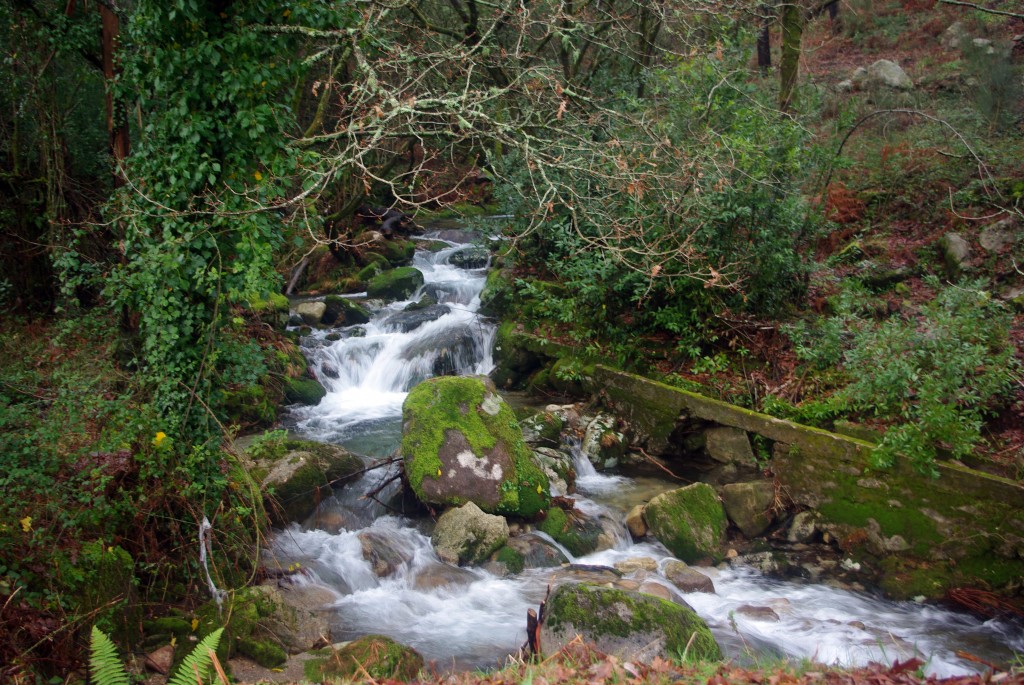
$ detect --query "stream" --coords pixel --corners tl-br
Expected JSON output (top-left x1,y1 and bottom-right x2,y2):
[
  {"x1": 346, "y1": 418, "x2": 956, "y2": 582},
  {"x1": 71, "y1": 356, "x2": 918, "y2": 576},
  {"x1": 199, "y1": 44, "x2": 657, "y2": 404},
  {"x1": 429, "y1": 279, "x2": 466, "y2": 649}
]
[{"x1": 276, "y1": 223, "x2": 1023, "y2": 676}]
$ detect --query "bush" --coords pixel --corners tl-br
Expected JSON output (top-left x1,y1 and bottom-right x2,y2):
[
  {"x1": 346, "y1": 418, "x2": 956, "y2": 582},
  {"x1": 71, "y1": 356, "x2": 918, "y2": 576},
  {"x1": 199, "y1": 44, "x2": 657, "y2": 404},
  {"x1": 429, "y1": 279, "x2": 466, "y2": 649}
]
[{"x1": 789, "y1": 278, "x2": 1020, "y2": 476}]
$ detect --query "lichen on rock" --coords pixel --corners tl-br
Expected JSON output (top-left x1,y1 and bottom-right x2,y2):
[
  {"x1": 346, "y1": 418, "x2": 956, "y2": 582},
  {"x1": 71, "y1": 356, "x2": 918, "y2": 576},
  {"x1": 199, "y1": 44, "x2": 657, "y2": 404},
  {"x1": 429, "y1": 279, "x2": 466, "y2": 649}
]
[{"x1": 401, "y1": 376, "x2": 550, "y2": 517}]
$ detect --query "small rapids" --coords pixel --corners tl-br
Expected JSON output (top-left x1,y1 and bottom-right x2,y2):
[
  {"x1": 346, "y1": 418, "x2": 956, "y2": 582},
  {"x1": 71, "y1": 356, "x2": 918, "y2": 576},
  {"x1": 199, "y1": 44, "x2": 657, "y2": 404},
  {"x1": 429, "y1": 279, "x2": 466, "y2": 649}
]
[{"x1": 274, "y1": 224, "x2": 1023, "y2": 675}]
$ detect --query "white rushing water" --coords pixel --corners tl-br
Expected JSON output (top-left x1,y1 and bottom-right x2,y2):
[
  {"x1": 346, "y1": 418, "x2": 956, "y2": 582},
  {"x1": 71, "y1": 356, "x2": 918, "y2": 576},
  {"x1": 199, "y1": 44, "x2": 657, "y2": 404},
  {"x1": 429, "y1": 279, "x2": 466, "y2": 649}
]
[{"x1": 276, "y1": 225, "x2": 1023, "y2": 675}]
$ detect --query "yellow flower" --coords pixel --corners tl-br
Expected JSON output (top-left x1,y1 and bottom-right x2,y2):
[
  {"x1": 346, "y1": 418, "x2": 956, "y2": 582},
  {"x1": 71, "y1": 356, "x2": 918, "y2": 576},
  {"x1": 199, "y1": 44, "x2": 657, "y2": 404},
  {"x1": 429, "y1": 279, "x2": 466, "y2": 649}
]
[
  {"x1": 152, "y1": 431, "x2": 167, "y2": 447},
  {"x1": 20, "y1": 516, "x2": 32, "y2": 532},
  {"x1": 536, "y1": 484, "x2": 543, "y2": 494},
  {"x1": 191, "y1": 618, "x2": 199, "y2": 632},
  {"x1": 436, "y1": 468, "x2": 442, "y2": 477},
  {"x1": 254, "y1": 171, "x2": 263, "y2": 181}
]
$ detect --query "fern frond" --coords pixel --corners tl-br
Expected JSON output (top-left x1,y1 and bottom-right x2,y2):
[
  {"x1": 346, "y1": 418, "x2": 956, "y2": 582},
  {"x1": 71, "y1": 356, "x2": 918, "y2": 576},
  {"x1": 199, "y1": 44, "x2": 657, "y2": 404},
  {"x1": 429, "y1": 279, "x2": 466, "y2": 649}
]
[
  {"x1": 168, "y1": 627, "x2": 224, "y2": 685},
  {"x1": 89, "y1": 626, "x2": 131, "y2": 685}
]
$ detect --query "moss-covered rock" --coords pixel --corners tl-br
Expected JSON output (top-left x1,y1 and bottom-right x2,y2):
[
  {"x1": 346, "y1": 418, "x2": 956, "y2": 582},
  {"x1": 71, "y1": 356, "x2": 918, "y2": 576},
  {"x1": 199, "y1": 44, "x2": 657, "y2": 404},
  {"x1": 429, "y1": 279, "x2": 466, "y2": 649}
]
[
  {"x1": 479, "y1": 268, "x2": 515, "y2": 316},
  {"x1": 322, "y1": 295, "x2": 370, "y2": 326},
  {"x1": 367, "y1": 266, "x2": 424, "y2": 300},
  {"x1": 76, "y1": 541, "x2": 137, "y2": 640},
  {"x1": 378, "y1": 237, "x2": 417, "y2": 267},
  {"x1": 538, "y1": 506, "x2": 604, "y2": 557},
  {"x1": 520, "y1": 411, "x2": 565, "y2": 448},
  {"x1": 540, "y1": 583, "x2": 721, "y2": 662},
  {"x1": 222, "y1": 384, "x2": 277, "y2": 426},
  {"x1": 283, "y1": 377, "x2": 326, "y2": 406},
  {"x1": 246, "y1": 292, "x2": 290, "y2": 330},
  {"x1": 252, "y1": 439, "x2": 365, "y2": 524},
  {"x1": 644, "y1": 483, "x2": 727, "y2": 563},
  {"x1": 305, "y1": 635, "x2": 423, "y2": 682},
  {"x1": 237, "y1": 637, "x2": 287, "y2": 668},
  {"x1": 401, "y1": 375, "x2": 550, "y2": 517},
  {"x1": 357, "y1": 254, "x2": 390, "y2": 282}
]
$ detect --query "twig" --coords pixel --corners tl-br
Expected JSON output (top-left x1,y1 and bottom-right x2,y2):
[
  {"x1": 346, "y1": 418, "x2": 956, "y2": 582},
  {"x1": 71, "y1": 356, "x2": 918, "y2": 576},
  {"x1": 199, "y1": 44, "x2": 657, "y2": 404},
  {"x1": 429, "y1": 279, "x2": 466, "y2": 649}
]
[
  {"x1": 937, "y1": 0, "x2": 1024, "y2": 19},
  {"x1": 634, "y1": 447, "x2": 687, "y2": 481}
]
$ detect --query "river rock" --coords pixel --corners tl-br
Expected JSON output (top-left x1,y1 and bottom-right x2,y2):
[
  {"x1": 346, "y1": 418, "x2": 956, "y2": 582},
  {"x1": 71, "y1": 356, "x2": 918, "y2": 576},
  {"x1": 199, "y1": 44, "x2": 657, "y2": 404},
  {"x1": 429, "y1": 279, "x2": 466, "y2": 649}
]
[
  {"x1": 614, "y1": 557, "x2": 659, "y2": 574},
  {"x1": 538, "y1": 504, "x2": 621, "y2": 556},
  {"x1": 431, "y1": 501, "x2": 509, "y2": 566},
  {"x1": 283, "y1": 376, "x2": 327, "y2": 406},
  {"x1": 735, "y1": 604, "x2": 781, "y2": 622},
  {"x1": 644, "y1": 483, "x2": 727, "y2": 563},
  {"x1": 307, "y1": 635, "x2": 423, "y2": 682},
  {"x1": 367, "y1": 267, "x2": 424, "y2": 300},
  {"x1": 705, "y1": 426, "x2": 755, "y2": 465},
  {"x1": 502, "y1": 532, "x2": 569, "y2": 569},
  {"x1": 720, "y1": 481, "x2": 776, "y2": 538},
  {"x1": 940, "y1": 21, "x2": 968, "y2": 49},
  {"x1": 532, "y1": 447, "x2": 574, "y2": 495},
  {"x1": 662, "y1": 559, "x2": 715, "y2": 593},
  {"x1": 253, "y1": 439, "x2": 364, "y2": 525},
  {"x1": 413, "y1": 561, "x2": 479, "y2": 590},
  {"x1": 520, "y1": 411, "x2": 565, "y2": 448},
  {"x1": 400, "y1": 325, "x2": 478, "y2": 377},
  {"x1": 788, "y1": 510, "x2": 821, "y2": 543},
  {"x1": 401, "y1": 376, "x2": 550, "y2": 517},
  {"x1": 359, "y1": 529, "x2": 414, "y2": 576},
  {"x1": 625, "y1": 504, "x2": 647, "y2": 538},
  {"x1": 295, "y1": 300, "x2": 327, "y2": 325},
  {"x1": 581, "y1": 414, "x2": 626, "y2": 469},
  {"x1": 539, "y1": 583, "x2": 721, "y2": 662},
  {"x1": 249, "y1": 584, "x2": 332, "y2": 653},
  {"x1": 322, "y1": 295, "x2": 370, "y2": 326},
  {"x1": 384, "y1": 304, "x2": 451, "y2": 332},
  {"x1": 448, "y1": 246, "x2": 490, "y2": 269}
]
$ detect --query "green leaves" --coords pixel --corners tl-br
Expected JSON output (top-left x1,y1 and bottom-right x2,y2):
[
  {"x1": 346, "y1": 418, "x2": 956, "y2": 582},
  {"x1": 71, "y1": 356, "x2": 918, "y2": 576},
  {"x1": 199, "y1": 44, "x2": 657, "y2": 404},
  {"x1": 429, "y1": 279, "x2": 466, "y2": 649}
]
[{"x1": 89, "y1": 626, "x2": 131, "y2": 685}]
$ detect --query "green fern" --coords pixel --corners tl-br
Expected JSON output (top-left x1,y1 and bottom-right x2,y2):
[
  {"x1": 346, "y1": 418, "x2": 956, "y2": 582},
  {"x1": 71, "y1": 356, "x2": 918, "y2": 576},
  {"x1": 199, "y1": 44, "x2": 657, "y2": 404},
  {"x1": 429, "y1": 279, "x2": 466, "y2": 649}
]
[
  {"x1": 89, "y1": 626, "x2": 131, "y2": 685},
  {"x1": 168, "y1": 627, "x2": 224, "y2": 685},
  {"x1": 89, "y1": 625, "x2": 225, "y2": 685}
]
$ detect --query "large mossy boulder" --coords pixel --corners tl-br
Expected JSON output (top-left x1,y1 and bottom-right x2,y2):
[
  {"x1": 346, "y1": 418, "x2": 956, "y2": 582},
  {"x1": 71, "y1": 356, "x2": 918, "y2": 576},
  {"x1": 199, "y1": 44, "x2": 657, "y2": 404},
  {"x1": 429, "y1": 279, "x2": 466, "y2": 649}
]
[
  {"x1": 305, "y1": 635, "x2": 423, "y2": 682},
  {"x1": 401, "y1": 376, "x2": 550, "y2": 517},
  {"x1": 283, "y1": 376, "x2": 327, "y2": 406},
  {"x1": 250, "y1": 438, "x2": 365, "y2": 524},
  {"x1": 431, "y1": 501, "x2": 509, "y2": 565},
  {"x1": 322, "y1": 295, "x2": 370, "y2": 326},
  {"x1": 644, "y1": 483, "x2": 727, "y2": 563},
  {"x1": 367, "y1": 266, "x2": 424, "y2": 300},
  {"x1": 540, "y1": 583, "x2": 721, "y2": 662}
]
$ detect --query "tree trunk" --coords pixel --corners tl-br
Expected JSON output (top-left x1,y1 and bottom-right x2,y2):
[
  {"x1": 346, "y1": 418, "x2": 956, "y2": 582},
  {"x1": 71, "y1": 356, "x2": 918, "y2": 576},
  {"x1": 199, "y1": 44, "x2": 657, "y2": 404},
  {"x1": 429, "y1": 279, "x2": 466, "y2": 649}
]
[
  {"x1": 756, "y1": 16, "x2": 771, "y2": 71},
  {"x1": 778, "y1": 2, "x2": 803, "y2": 111},
  {"x1": 99, "y1": 2, "x2": 129, "y2": 185}
]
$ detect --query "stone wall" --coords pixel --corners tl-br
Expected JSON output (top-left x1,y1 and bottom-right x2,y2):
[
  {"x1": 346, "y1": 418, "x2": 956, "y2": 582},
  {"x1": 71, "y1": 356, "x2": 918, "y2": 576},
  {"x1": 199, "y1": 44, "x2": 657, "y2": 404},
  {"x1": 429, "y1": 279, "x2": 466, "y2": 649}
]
[{"x1": 584, "y1": 365, "x2": 1024, "y2": 595}]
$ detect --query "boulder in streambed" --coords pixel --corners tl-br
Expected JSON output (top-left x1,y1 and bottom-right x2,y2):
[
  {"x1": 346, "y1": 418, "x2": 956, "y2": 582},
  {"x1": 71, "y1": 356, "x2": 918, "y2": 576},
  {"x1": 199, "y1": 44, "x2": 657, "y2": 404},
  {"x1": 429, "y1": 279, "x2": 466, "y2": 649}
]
[
  {"x1": 305, "y1": 635, "x2": 423, "y2": 682},
  {"x1": 367, "y1": 266, "x2": 424, "y2": 300},
  {"x1": 247, "y1": 438, "x2": 364, "y2": 525},
  {"x1": 431, "y1": 501, "x2": 509, "y2": 566},
  {"x1": 401, "y1": 376, "x2": 550, "y2": 517},
  {"x1": 644, "y1": 483, "x2": 727, "y2": 564},
  {"x1": 539, "y1": 583, "x2": 721, "y2": 662},
  {"x1": 720, "y1": 480, "x2": 776, "y2": 538},
  {"x1": 322, "y1": 295, "x2": 370, "y2": 326}
]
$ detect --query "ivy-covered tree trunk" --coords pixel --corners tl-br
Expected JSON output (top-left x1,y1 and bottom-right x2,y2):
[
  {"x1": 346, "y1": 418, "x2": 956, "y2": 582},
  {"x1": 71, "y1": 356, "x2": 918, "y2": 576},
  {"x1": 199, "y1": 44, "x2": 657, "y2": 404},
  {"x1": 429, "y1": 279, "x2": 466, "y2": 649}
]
[{"x1": 778, "y1": 1, "x2": 804, "y2": 111}]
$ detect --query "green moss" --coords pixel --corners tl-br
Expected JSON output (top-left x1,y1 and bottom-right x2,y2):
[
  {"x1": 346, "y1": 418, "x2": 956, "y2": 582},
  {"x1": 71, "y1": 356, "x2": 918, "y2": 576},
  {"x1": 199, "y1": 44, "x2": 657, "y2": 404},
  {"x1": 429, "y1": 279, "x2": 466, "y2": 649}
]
[
  {"x1": 378, "y1": 238, "x2": 416, "y2": 266},
  {"x1": 644, "y1": 484, "x2": 727, "y2": 563},
  {"x1": 537, "y1": 507, "x2": 598, "y2": 556},
  {"x1": 283, "y1": 377, "x2": 326, "y2": 406},
  {"x1": 237, "y1": 637, "x2": 287, "y2": 668},
  {"x1": 307, "y1": 635, "x2": 423, "y2": 682},
  {"x1": 222, "y1": 384, "x2": 277, "y2": 426},
  {"x1": 494, "y1": 545, "x2": 526, "y2": 574},
  {"x1": 817, "y1": 500, "x2": 941, "y2": 557},
  {"x1": 401, "y1": 376, "x2": 550, "y2": 517},
  {"x1": 357, "y1": 254, "x2": 389, "y2": 281},
  {"x1": 367, "y1": 266, "x2": 424, "y2": 300},
  {"x1": 544, "y1": 584, "x2": 721, "y2": 661},
  {"x1": 953, "y1": 556, "x2": 1024, "y2": 590},
  {"x1": 878, "y1": 559, "x2": 952, "y2": 600}
]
